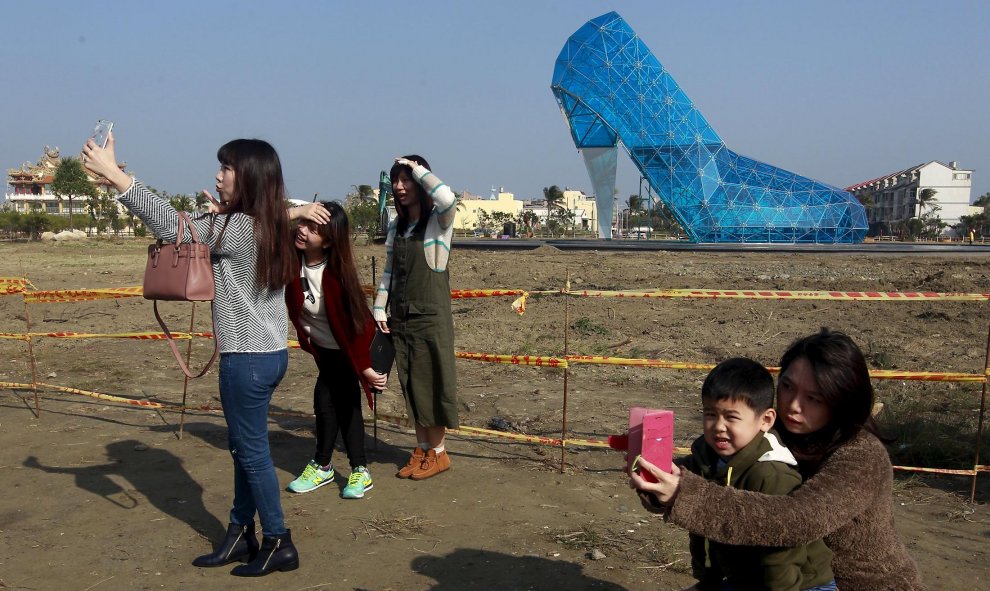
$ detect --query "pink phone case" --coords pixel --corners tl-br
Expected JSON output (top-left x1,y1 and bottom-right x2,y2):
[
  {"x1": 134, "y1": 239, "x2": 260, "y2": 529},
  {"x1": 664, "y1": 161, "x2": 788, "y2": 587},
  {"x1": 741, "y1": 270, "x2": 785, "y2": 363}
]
[{"x1": 628, "y1": 407, "x2": 674, "y2": 480}]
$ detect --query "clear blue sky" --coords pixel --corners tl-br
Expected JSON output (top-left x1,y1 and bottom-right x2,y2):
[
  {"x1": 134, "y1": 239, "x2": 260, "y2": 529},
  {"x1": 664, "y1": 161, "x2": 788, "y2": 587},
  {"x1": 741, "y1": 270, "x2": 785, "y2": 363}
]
[{"x1": 3, "y1": 0, "x2": 988, "y2": 206}]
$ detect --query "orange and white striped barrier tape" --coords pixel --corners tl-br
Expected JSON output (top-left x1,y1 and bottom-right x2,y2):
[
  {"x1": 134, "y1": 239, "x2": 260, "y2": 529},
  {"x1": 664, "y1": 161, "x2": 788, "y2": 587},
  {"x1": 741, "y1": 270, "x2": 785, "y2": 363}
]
[
  {"x1": 565, "y1": 288, "x2": 990, "y2": 302},
  {"x1": 0, "y1": 333, "x2": 31, "y2": 341},
  {"x1": 567, "y1": 355, "x2": 717, "y2": 371},
  {"x1": 23, "y1": 286, "x2": 144, "y2": 303},
  {"x1": 0, "y1": 331, "x2": 211, "y2": 341},
  {"x1": 1, "y1": 277, "x2": 32, "y2": 295},
  {"x1": 3, "y1": 383, "x2": 986, "y2": 478},
  {"x1": 456, "y1": 351, "x2": 568, "y2": 368},
  {"x1": 891, "y1": 465, "x2": 977, "y2": 476},
  {"x1": 867, "y1": 369, "x2": 987, "y2": 382},
  {"x1": 2, "y1": 329, "x2": 983, "y2": 383},
  {"x1": 451, "y1": 288, "x2": 528, "y2": 299}
]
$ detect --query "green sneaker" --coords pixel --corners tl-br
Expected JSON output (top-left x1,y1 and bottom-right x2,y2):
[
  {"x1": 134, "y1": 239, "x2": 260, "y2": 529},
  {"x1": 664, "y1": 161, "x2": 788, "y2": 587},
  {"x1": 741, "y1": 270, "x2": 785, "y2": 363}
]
[
  {"x1": 341, "y1": 466, "x2": 373, "y2": 499},
  {"x1": 287, "y1": 460, "x2": 334, "y2": 494}
]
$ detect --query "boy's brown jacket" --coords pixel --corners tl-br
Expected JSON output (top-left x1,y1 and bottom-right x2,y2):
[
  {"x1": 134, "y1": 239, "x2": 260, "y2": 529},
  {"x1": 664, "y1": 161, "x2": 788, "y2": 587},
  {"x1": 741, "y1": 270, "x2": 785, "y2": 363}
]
[
  {"x1": 685, "y1": 431, "x2": 833, "y2": 591},
  {"x1": 670, "y1": 430, "x2": 926, "y2": 590}
]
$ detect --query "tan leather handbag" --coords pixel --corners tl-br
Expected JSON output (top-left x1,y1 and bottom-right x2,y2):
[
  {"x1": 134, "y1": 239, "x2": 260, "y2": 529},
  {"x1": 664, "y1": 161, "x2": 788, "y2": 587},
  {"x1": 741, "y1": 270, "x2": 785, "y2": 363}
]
[{"x1": 143, "y1": 212, "x2": 219, "y2": 378}]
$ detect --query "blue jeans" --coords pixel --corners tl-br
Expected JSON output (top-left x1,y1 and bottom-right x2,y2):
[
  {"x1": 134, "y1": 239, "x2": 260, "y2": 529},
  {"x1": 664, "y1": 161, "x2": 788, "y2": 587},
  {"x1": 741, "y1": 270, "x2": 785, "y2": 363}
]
[{"x1": 218, "y1": 350, "x2": 288, "y2": 536}]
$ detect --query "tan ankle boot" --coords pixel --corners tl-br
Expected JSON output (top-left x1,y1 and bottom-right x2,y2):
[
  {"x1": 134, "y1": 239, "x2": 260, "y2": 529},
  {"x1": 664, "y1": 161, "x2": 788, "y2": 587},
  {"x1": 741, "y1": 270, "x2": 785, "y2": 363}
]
[
  {"x1": 396, "y1": 447, "x2": 426, "y2": 478},
  {"x1": 409, "y1": 449, "x2": 451, "y2": 480}
]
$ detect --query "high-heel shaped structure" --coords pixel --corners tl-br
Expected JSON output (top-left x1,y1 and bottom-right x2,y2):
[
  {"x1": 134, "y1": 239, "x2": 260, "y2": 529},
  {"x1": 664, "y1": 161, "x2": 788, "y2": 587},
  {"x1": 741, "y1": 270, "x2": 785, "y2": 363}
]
[{"x1": 551, "y1": 12, "x2": 867, "y2": 243}]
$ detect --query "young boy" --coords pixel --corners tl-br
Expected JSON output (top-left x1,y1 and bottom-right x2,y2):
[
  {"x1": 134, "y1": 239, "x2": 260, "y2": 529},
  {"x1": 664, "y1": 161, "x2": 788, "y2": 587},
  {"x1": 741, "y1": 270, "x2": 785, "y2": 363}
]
[{"x1": 684, "y1": 357, "x2": 835, "y2": 591}]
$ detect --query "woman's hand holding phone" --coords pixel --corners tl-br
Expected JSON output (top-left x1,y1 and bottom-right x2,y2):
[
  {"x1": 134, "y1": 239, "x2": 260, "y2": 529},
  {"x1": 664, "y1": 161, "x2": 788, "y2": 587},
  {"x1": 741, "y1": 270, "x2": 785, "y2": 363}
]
[{"x1": 81, "y1": 130, "x2": 131, "y2": 193}]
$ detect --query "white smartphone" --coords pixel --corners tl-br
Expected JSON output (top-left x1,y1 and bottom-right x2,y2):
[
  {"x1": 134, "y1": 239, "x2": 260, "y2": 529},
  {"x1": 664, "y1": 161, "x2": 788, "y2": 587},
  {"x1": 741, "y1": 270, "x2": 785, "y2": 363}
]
[{"x1": 90, "y1": 120, "x2": 113, "y2": 148}]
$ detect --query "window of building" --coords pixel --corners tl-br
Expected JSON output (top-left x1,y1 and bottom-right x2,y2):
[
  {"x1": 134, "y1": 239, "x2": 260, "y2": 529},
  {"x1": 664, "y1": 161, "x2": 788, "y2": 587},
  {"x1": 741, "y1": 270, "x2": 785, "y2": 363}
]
[{"x1": 954, "y1": 173, "x2": 971, "y2": 180}]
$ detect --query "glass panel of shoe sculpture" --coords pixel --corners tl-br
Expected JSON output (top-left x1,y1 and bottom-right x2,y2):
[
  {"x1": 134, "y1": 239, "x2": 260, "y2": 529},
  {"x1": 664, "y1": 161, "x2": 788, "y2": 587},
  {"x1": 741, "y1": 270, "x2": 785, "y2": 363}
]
[{"x1": 551, "y1": 12, "x2": 867, "y2": 243}]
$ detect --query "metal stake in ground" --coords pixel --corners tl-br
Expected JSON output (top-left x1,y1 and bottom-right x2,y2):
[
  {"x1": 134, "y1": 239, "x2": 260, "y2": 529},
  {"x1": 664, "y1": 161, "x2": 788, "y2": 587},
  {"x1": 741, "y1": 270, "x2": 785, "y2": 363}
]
[
  {"x1": 561, "y1": 270, "x2": 570, "y2": 474},
  {"x1": 972, "y1": 317, "x2": 990, "y2": 502},
  {"x1": 21, "y1": 290, "x2": 40, "y2": 418}
]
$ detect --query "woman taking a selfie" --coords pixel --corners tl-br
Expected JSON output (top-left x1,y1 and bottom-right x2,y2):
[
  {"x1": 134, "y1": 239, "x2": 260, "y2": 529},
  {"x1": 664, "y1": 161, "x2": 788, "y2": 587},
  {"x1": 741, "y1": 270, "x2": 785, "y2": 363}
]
[
  {"x1": 631, "y1": 329, "x2": 926, "y2": 590},
  {"x1": 83, "y1": 133, "x2": 299, "y2": 577},
  {"x1": 372, "y1": 155, "x2": 458, "y2": 480}
]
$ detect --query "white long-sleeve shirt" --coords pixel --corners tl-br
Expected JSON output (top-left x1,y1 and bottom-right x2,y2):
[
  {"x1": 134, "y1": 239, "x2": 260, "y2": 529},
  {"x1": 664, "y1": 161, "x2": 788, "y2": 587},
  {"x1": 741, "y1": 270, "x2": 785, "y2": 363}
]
[{"x1": 372, "y1": 164, "x2": 456, "y2": 322}]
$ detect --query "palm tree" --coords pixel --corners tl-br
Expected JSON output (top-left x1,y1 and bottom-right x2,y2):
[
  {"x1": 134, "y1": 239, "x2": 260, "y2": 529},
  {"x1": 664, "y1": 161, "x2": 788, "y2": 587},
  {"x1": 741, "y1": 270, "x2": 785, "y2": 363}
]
[
  {"x1": 543, "y1": 185, "x2": 565, "y2": 235},
  {"x1": 915, "y1": 188, "x2": 937, "y2": 217},
  {"x1": 543, "y1": 185, "x2": 564, "y2": 213}
]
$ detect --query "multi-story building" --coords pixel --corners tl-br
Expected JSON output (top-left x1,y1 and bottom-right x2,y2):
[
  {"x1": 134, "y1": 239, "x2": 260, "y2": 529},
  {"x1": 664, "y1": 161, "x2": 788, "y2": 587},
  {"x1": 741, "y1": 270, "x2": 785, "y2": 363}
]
[
  {"x1": 454, "y1": 188, "x2": 524, "y2": 231},
  {"x1": 5, "y1": 146, "x2": 125, "y2": 216},
  {"x1": 521, "y1": 189, "x2": 600, "y2": 234},
  {"x1": 846, "y1": 161, "x2": 973, "y2": 236}
]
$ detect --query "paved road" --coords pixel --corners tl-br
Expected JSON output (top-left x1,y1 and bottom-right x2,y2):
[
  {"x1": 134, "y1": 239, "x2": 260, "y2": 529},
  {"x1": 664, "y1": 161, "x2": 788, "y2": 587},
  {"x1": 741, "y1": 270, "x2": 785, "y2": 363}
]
[{"x1": 450, "y1": 238, "x2": 990, "y2": 255}]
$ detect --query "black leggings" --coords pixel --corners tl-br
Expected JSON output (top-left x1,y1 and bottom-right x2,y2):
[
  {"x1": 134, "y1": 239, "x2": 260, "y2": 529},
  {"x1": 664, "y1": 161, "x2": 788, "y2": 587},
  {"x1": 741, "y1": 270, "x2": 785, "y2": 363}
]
[{"x1": 312, "y1": 346, "x2": 366, "y2": 468}]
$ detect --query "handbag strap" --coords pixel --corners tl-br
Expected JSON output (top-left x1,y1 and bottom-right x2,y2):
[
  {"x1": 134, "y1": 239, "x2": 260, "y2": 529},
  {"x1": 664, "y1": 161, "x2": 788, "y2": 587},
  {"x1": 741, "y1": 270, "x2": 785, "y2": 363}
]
[
  {"x1": 154, "y1": 300, "x2": 220, "y2": 379},
  {"x1": 177, "y1": 211, "x2": 205, "y2": 243}
]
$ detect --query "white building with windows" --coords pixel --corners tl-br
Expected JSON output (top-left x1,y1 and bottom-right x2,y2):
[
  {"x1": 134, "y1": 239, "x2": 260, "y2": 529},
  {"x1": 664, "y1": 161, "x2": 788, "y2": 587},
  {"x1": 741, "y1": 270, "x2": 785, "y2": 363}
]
[
  {"x1": 846, "y1": 161, "x2": 973, "y2": 235},
  {"x1": 5, "y1": 146, "x2": 126, "y2": 215}
]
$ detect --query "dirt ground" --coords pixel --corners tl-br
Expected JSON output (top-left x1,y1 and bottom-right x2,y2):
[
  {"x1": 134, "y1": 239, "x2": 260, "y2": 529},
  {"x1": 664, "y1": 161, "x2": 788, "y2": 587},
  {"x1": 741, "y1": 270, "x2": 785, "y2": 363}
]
[{"x1": 1, "y1": 239, "x2": 989, "y2": 591}]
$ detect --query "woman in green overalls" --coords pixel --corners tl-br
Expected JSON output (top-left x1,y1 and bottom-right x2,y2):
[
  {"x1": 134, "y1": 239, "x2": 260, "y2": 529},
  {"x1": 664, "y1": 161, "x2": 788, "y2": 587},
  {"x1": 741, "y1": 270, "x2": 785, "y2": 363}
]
[{"x1": 372, "y1": 156, "x2": 458, "y2": 480}]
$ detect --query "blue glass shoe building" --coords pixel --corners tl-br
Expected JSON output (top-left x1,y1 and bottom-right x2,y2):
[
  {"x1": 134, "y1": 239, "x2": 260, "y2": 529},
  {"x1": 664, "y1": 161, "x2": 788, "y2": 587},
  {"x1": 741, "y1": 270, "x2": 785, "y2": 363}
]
[{"x1": 551, "y1": 12, "x2": 867, "y2": 243}]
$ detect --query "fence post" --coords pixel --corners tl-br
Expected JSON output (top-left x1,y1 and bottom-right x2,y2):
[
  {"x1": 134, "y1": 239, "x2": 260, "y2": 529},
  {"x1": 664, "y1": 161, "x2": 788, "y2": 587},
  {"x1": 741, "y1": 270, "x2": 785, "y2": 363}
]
[
  {"x1": 560, "y1": 271, "x2": 570, "y2": 473},
  {"x1": 22, "y1": 293, "x2": 40, "y2": 417},
  {"x1": 972, "y1": 320, "x2": 990, "y2": 502}
]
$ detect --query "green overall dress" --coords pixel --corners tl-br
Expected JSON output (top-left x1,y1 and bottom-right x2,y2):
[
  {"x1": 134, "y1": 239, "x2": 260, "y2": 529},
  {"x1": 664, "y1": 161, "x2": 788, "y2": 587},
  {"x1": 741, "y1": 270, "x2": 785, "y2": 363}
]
[{"x1": 389, "y1": 224, "x2": 459, "y2": 428}]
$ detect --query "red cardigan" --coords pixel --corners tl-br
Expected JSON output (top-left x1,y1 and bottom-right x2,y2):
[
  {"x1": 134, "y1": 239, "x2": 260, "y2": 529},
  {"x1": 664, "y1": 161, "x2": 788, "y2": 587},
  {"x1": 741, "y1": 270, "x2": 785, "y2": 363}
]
[{"x1": 285, "y1": 262, "x2": 376, "y2": 407}]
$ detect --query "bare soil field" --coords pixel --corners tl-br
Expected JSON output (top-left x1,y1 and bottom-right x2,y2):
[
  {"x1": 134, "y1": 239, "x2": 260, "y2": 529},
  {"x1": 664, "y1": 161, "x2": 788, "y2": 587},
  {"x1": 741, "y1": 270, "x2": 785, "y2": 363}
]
[{"x1": 1, "y1": 239, "x2": 989, "y2": 590}]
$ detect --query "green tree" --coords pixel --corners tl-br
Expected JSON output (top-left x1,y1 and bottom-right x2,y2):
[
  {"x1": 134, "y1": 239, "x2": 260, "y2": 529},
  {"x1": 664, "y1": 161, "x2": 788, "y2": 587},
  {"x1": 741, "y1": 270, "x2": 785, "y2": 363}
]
[
  {"x1": 627, "y1": 194, "x2": 645, "y2": 213},
  {"x1": 50, "y1": 156, "x2": 98, "y2": 231},
  {"x1": 517, "y1": 210, "x2": 539, "y2": 235},
  {"x1": 168, "y1": 194, "x2": 195, "y2": 212},
  {"x1": 489, "y1": 211, "x2": 515, "y2": 234},
  {"x1": 543, "y1": 185, "x2": 564, "y2": 215},
  {"x1": 195, "y1": 191, "x2": 210, "y2": 211},
  {"x1": 476, "y1": 210, "x2": 494, "y2": 234},
  {"x1": 352, "y1": 184, "x2": 376, "y2": 201},
  {"x1": 19, "y1": 211, "x2": 65, "y2": 240},
  {"x1": 0, "y1": 210, "x2": 20, "y2": 238},
  {"x1": 900, "y1": 218, "x2": 924, "y2": 240},
  {"x1": 856, "y1": 190, "x2": 876, "y2": 212},
  {"x1": 87, "y1": 190, "x2": 122, "y2": 236},
  {"x1": 344, "y1": 194, "x2": 380, "y2": 239},
  {"x1": 915, "y1": 188, "x2": 937, "y2": 217}
]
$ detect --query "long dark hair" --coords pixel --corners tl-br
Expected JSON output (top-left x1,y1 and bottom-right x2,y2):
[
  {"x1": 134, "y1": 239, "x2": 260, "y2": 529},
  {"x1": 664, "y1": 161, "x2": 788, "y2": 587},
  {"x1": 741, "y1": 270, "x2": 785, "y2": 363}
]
[
  {"x1": 309, "y1": 201, "x2": 372, "y2": 337},
  {"x1": 777, "y1": 328, "x2": 886, "y2": 459},
  {"x1": 390, "y1": 154, "x2": 432, "y2": 235},
  {"x1": 216, "y1": 139, "x2": 295, "y2": 290}
]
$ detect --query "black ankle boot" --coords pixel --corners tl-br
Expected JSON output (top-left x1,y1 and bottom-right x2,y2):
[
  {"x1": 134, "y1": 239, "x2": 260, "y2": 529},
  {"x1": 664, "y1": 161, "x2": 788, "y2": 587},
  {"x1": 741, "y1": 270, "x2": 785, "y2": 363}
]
[
  {"x1": 192, "y1": 522, "x2": 259, "y2": 567},
  {"x1": 230, "y1": 529, "x2": 299, "y2": 577}
]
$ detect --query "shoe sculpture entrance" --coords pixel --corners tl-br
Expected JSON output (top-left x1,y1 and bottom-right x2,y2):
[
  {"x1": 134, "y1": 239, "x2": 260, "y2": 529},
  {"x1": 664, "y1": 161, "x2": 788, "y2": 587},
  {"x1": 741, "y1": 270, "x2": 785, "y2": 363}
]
[{"x1": 551, "y1": 12, "x2": 867, "y2": 243}]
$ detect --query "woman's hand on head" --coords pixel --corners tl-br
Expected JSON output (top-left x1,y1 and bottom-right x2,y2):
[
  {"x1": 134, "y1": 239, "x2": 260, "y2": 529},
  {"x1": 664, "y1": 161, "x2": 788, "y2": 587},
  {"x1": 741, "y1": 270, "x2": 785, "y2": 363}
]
[
  {"x1": 288, "y1": 202, "x2": 331, "y2": 224},
  {"x1": 394, "y1": 157, "x2": 418, "y2": 169},
  {"x1": 81, "y1": 131, "x2": 131, "y2": 193},
  {"x1": 629, "y1": 457, "x2": 682, "y2": 508},
  {"x1": 362, "y1": 367, "x2": 388, "y2": 390}
]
